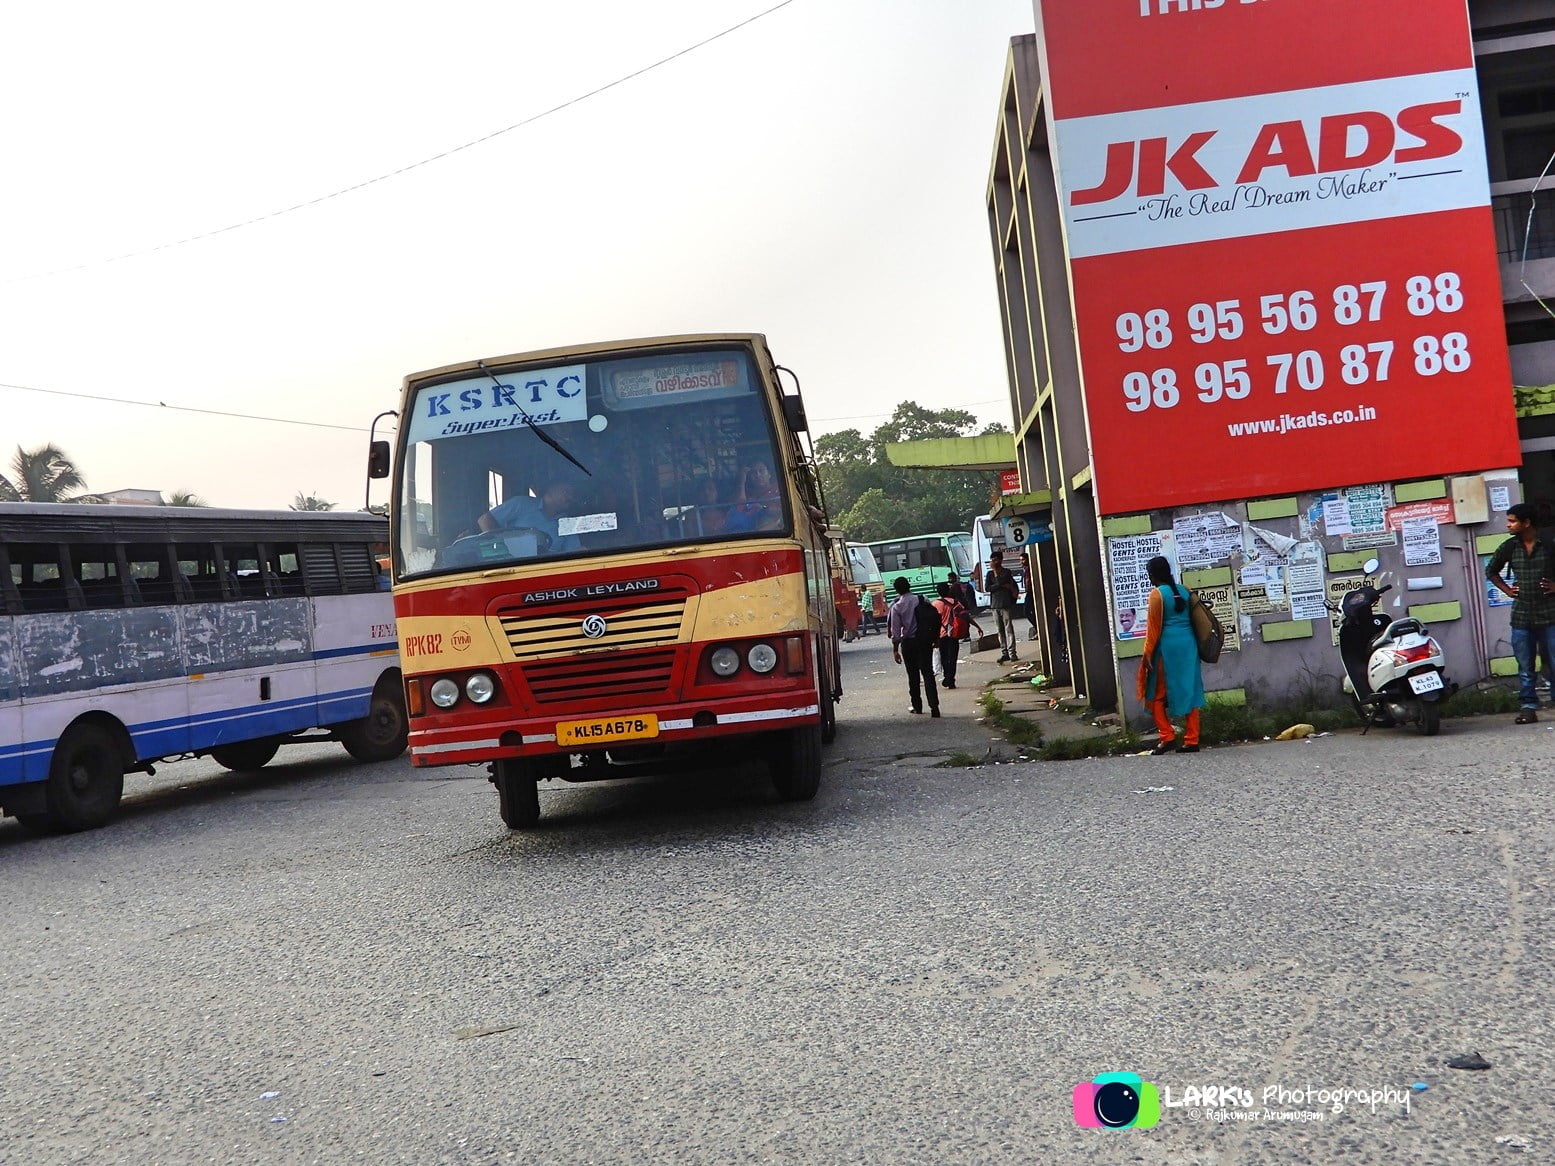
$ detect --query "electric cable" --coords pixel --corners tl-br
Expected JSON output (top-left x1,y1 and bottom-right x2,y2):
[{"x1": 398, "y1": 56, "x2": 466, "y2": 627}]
[
  {"x1": 5, "y1": 1, "x2": 796, "y2": 284},
  {"x1": 0, "y1": 379, "x2": 376, "y2": 433}
]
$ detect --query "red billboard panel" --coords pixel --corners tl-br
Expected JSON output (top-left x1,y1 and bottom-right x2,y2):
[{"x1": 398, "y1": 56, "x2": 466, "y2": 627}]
[{"x1": 1033, "y1": 0, "x2": 1520, "y2": 515}]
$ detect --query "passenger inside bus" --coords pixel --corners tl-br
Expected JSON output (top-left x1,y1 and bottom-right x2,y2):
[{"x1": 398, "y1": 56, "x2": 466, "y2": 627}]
[
  {"x1": 695, "y1": 477, "x2": 729, "y2": 536},
  {"x1": 725, "y1": 460, "x2": 782, "y2": 532}
]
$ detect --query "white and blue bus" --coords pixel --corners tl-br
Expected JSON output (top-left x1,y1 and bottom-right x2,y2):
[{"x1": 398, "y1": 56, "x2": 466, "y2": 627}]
[{"x1": 0, "y1": 504, "x2": 406, "y2": 832}]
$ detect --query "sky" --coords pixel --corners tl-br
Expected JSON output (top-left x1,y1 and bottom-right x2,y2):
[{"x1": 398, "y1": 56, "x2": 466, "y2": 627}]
[{"x1": 0, "y1": 0, "x2": 1035, "y2": 510}]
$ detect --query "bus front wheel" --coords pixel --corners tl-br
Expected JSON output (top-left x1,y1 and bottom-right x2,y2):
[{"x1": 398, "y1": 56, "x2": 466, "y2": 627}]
[
  {"x1": 771, "y1": 720, "x2": 823, "y2": 802},
  {"x1": 210, "y1": 738, "x2": 280, "y2": 771},
  {"x1": 494, "y1": 758, "x2": 542, "y2": 829},
  {"x1": 37, "y1": 723, "x2": 125, "y2": 832},
  {"x1": 340, "y1": 683, "x2": 409, "y2": 763}
]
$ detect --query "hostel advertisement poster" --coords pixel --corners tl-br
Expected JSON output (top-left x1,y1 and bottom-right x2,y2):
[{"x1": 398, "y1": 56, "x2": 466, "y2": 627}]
[{"x1": 1033, "y1": 0, "x2": 1520, "y2": 515}]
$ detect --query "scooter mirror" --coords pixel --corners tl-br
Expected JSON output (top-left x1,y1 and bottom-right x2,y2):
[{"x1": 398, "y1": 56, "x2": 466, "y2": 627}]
[{"x1": 1362, "y1": 557, "x2": 1380, "y2": 574}]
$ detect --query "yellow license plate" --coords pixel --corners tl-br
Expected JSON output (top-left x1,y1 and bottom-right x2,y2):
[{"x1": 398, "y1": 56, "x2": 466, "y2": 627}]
[{"x1": 556, "y1": 714, "x2": 660, "y2": 747}]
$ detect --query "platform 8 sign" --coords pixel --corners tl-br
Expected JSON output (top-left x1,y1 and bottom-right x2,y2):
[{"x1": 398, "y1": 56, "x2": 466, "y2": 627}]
[{"x1": 1033, "y1": 0, "x2": 1521, "y2": 515}]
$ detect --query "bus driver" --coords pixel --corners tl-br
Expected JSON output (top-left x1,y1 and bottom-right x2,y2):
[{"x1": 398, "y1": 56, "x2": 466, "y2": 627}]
[{"x1": 476, "y1": 480, "x2": 582, "y2": 554}]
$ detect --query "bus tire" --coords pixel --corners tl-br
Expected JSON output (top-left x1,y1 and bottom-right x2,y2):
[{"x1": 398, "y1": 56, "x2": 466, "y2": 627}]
[
  {"x1": 772, "y1": 720, "x2": 823, "y2": 801},
  {"x1": 43, "y1": 722, "x2": 125, "y2": 832},
  {"x1": 340, "y1": 680, "x2": 409, "y2": 763},
  {"x1": 210, "y1": 738, "x2": 281, "y2": 771},
  {"x1": 495, "y1": 758, "x2": 542, "y2": 829}
]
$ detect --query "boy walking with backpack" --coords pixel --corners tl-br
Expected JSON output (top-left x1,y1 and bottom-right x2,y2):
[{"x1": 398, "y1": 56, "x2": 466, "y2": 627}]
[
  {"x1": 934, "y1": 581, "x2": 983, "y2": 690},
  {"x1": 888, "y1": 576, "x2": 941, "y2": 716}
]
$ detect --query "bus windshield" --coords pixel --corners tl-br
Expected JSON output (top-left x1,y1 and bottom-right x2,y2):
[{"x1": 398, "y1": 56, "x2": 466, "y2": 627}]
[
  {"x1": 947, "y1": 533, "x2": 975, "y2": 577},
  {"x1": 846, "y1": 543, "x2": 880, "y2": 587},
  {"x1": 397, "y1": 346, "x2": 786, "y2": 578}
]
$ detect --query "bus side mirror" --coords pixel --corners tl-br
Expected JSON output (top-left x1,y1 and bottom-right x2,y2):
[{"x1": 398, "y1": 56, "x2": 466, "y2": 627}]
[
  {"x1": 782, "y1": 395, "x2": 808, "y2": 433},
  {"x1": 368, "y1": 440, "x2": 390, "y2": 480}
]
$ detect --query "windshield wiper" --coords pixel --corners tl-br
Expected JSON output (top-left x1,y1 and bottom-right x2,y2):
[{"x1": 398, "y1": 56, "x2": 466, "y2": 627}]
[{"x1": 476, "y1": 360, "x2": 592, "y2": 478}]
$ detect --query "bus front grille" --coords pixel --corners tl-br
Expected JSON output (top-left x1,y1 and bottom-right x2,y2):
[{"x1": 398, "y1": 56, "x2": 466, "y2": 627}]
[
  {"x1": 521, "y1": 649, "x2": 677, "y2": 705},
  {"x1": 496, "y1": 595, "x2": 688, "y2": 659}
]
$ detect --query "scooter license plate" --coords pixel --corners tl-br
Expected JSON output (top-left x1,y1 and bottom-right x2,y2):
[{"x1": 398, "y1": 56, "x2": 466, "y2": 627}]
[{"x1": 1408, "y1": 671, "x2": 1444, "y2": 695}]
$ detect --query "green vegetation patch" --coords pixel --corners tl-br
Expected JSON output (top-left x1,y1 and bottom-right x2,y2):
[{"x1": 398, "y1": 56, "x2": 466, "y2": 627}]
[{"x1": 978, "y1": 690, "x2": 1045, "y2": 747}]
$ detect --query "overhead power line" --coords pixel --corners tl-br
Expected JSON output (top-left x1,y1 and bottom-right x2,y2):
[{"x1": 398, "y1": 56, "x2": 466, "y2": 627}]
[
  {"x1": 0, "y1": 379, "x2": 375, "y2": 433},
  {"x1": 8, "y1": 1, "x2": 797, "y2": 284}
]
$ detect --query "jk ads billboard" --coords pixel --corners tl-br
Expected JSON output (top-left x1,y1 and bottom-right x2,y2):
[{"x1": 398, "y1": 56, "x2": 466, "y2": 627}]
[{"x1": 1033, "y1": 0, "x2": 1521, "y2": 514}]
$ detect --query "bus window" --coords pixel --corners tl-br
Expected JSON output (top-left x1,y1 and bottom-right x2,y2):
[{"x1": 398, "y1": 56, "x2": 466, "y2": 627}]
[
  {"x1": 127, "y1": 543, "x2": 182, "y2": 605},
  {"x1": 176, "y1": 543, "x2": 226, "y2": 602},
  {"x1": 69, "y1": 544, "x2": 132, "y2": 609},
  {"x1": 266, "y1": 543, "x2": 306, "y2": 596},
  {"x1": 223, "y1": 543, "x2": 266, "y2": 598},
  {"x1": 10, "y1": 544, "x2": 71, "y2": 613}
]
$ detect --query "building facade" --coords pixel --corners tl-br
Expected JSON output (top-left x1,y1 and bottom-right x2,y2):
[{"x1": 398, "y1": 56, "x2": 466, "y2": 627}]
[{"x1": 987, "y1": 1, "x2": 1555, "y2": 716}]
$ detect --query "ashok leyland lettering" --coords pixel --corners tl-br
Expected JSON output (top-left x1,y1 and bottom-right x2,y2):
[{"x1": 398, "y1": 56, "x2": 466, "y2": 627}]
[{"x1": 370, "y1": 334, "x2": 841, "y2": 829}]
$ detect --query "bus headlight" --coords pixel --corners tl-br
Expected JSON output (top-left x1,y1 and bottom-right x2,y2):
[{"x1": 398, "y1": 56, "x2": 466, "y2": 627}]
[
  {"x1": 747, "y1": 643, "x2": 779, "y2": 674},
  {"x1": 429, "y1": 678, "x2": 461, "y2": 708},
  {"x1": 710, "y1": 646, "x2": 741, "y2": 677},
  {"x1": 465, "y1": 672, "x2": 496, "y2": 703}
]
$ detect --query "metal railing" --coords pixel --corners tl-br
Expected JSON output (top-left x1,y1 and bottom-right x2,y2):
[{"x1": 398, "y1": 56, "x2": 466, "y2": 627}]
[{"x1": 1492, "y1": 191, "x2": 1555, "y2": 262}]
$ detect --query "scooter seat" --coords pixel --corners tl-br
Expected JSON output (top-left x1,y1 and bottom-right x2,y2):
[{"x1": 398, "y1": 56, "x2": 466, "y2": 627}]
[{"x1": 1371, "y1": 618, "x2": 1424, "y2": 649}]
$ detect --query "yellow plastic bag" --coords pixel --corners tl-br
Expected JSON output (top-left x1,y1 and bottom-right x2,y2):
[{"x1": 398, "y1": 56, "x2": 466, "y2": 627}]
[{"x1": 1274, "y1": 723, "x2": 1315, "y2": 741}]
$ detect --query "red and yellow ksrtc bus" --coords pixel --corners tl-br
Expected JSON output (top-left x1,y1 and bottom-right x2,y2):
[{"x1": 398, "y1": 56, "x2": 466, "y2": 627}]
[{"x1": 370, "y1": 334, "x2": 840, "y2": 828}]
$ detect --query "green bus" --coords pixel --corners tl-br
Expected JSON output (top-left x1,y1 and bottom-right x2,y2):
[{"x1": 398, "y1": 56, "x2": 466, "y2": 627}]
[{"x1": 865, "y1": 532, "x2": 976, "y2": 599}]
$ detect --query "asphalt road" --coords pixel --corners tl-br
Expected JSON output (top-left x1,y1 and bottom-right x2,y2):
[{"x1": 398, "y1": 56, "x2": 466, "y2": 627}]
[{"x1": 2, "y1": 635, "x2": 1551, "y2": 1164}]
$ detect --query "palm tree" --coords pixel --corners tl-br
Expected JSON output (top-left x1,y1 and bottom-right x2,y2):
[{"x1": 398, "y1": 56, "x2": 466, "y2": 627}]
[
  {"x1": 0, "y1": 443, "x2": 91, "y2": 503},
  {"x1": 164, "y1": 489, "x2": 210, "y2": 507},
  {"x1": 290, "y1": 491, "x2": 336, "y2": 512}
]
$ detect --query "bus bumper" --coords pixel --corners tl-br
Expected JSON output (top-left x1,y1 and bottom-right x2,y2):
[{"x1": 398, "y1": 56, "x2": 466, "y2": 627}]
[{"x1": 407, "y1": 697, "x2": 821, "y2": 767}]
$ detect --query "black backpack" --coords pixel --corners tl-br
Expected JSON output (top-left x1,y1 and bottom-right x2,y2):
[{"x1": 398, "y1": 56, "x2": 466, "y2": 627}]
[{"x1": 914, "y1": 596, "x2": 942, "y2": 644}]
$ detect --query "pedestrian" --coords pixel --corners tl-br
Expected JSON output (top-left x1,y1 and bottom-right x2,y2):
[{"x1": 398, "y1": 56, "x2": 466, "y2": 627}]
[
  {"x1": 1485, "y1": 501, "x2": 1555, "y2": 723},
  {"x1": 945, "y1": 570, "x2": 978, "y2": 615},
  {"x1": 1020, "y1": 550, "x2": 1038, "y2": 640},
  {"x1": 1136, "y1": 555, "x2": 1206, "y2": 754},
  {"x1": 1050, "y1": 601, "x2": 1068, "y2": 666},
  {"x1": 933, "y1": 582, "x2": 983, "y2": 690},
  {"x1": 983, "y1": 557, "x2": 1021, "y2": 662},
  {"x1": 888, "y1": 576, "x2": 940, "y2": 717}
]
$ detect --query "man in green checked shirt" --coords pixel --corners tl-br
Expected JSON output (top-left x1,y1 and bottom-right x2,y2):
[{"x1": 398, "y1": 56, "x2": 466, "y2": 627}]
[{"x1": 1486, "y1": 502, "x2": 1555, "y2": 723}]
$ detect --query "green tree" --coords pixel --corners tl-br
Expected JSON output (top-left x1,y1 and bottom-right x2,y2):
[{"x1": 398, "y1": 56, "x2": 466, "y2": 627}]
[
  {"x1": 835, "y1": 487, "x2": 904, "y2": 543},
  {"x1": 816, "y1": 403, "x2": 1005, "y2": 541},
  {"x1": 290, "y1": 491, "x2": 336, "y2": 512},
  {"x1": 164, "y1": 489, "x2": 209, "y2": 507},
  {"x1": 0, "y1": 443, "x2": 91, "y2": 503}
]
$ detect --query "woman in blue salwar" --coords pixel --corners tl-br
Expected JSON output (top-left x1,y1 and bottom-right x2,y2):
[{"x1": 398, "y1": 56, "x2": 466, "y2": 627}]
[{"x1": 1135, "y1": 555, "x2": 1205, "y2": 754}]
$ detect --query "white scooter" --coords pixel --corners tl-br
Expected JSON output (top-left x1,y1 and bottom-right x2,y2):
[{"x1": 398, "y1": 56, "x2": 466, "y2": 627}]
[{"x1": 1334, "y1": 559, "x2": 1456, "y2": 736}]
